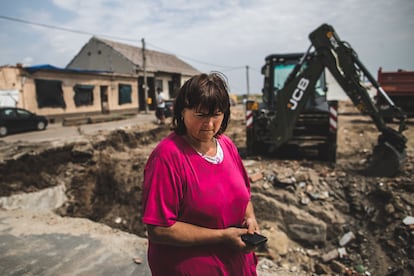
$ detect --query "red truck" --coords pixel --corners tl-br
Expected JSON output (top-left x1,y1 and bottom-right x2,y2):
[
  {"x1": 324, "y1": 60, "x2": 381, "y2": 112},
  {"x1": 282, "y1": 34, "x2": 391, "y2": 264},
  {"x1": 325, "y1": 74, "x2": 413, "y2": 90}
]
[{"x1": 376, "y1": 68, "x2": 414, "y2": 120}]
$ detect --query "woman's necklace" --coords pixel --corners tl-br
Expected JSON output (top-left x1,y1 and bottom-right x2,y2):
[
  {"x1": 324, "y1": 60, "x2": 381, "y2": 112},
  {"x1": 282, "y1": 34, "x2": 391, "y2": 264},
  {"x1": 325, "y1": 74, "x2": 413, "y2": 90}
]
[
  {"x1": 184, "y1": 135, "x2": 217, "y2": 157},
  {"x1": 184, "y1": 135, "x2": 223, "y2": 164}
]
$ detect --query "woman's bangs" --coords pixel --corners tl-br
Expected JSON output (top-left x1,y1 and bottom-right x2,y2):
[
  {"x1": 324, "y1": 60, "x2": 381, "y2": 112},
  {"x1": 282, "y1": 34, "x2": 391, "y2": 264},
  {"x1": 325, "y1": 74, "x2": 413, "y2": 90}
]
[{"x1": 195, "y1": 87, "x2": 228, "y2": 114}]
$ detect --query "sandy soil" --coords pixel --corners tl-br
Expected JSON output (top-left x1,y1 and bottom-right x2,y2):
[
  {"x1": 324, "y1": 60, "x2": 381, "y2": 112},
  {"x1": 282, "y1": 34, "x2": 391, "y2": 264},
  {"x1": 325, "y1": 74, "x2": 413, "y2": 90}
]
[{"x1": 0, "y1": 102, "x2": 413, "y2": 275}]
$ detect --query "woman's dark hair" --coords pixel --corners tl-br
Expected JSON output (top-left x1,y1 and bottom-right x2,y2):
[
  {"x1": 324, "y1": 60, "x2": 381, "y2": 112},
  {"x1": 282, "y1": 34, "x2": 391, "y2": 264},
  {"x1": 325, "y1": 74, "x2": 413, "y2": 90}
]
[{"x1": 172, "y1": 72, "x2": 231, "y2": 137}]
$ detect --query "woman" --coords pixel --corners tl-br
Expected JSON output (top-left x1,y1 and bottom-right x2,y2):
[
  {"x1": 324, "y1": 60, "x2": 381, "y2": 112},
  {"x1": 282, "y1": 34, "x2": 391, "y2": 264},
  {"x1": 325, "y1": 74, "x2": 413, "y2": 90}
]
[{"x1": 142, "y1": 72, "x2": 259, "y2": 275}]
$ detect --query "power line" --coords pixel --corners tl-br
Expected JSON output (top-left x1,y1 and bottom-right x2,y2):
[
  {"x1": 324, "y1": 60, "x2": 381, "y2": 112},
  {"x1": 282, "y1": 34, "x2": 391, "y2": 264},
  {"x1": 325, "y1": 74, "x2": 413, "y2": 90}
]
[
  {"x1": 1, "y1": 14, "x2": 253, "y2": 93},
  {"x1": 0, "y1": 14, "x2": 245, "y2": 70},
  {"x1": 0, "y1": 15, "x2": 137, "y2": 42},
  {"x1": 144, "y1": 42, "x2": 245, "y2": 70}
]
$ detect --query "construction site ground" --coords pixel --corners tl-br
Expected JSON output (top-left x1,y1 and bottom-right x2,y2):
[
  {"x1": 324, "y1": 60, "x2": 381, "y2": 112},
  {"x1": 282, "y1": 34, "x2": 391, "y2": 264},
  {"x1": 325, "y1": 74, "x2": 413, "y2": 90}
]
[{"x1": 0, "y1": 102, "x2": 413, "y2": 275}]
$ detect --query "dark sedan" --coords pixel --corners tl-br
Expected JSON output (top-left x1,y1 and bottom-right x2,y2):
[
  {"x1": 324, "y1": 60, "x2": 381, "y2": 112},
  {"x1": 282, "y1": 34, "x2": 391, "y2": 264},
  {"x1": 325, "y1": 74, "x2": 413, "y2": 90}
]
[{"x1": 0, "y1": 107, "x2": 48, "y2": 137}]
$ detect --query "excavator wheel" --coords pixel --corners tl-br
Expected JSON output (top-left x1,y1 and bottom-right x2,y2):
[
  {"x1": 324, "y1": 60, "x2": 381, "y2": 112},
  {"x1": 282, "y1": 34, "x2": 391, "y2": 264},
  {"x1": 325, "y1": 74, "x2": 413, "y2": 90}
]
[
  {"x1": 365, "y1": 142, "x2": 406, "y2": 177},
  {"x1": 318, "y1": 142, "x2": 337, "y2": 163}
]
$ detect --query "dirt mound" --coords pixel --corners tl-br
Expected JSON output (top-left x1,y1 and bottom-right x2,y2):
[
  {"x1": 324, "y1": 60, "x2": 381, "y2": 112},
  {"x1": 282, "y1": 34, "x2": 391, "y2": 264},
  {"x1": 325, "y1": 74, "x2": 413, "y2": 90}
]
[{"x1": 0, "y1": 103, "x2": 413, "y2": 275}]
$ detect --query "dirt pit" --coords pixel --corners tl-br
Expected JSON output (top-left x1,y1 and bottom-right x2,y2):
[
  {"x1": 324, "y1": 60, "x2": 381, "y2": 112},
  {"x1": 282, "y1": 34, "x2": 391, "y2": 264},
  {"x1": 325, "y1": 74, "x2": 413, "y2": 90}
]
[{"x1": 0, "y1": 102, "x2": 413, "y2": 275}]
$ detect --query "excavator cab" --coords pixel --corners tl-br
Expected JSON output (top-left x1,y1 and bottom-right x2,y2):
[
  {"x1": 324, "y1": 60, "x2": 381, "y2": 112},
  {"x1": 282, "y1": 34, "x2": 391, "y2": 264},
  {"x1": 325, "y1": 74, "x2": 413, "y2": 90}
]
[
  {"x1": 247, "y1": 53, "x2": 338, "y2": 162},
  {"x1": 261, "y1": 53, "x2": 327, "y2": 111}
]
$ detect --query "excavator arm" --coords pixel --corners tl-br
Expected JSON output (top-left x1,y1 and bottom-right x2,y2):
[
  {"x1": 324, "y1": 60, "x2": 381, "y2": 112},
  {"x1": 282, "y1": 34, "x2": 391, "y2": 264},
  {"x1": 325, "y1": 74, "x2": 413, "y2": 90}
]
[
  {"x1": 309, "y1": 24, "x2": 407, "y2": 176},
  {"x1": 309, "y1": 24, "x2": 406, "y2": 131},
  {"x1": 263, "y1": 23, "x2": 407, "y2": 176}
]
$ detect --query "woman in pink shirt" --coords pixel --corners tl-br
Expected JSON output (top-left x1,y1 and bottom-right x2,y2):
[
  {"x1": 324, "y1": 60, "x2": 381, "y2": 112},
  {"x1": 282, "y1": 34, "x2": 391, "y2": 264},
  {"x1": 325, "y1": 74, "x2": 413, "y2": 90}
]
[{"x1": 142, "y1": 72, "x2": 260, "y2": 275}]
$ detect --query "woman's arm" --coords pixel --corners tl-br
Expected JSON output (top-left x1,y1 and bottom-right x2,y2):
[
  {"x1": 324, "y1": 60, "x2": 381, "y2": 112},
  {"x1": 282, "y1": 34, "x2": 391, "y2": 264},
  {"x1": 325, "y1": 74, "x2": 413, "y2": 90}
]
[
  {"x1": 147, "y1": 201, "x2": 259, "y2": 248},
  {"x1": 147, "y1": 221, "x2": 249, "y2": 248},
  {"x1": 244, "y1": 201, "x2": 259, "y2": 234}
]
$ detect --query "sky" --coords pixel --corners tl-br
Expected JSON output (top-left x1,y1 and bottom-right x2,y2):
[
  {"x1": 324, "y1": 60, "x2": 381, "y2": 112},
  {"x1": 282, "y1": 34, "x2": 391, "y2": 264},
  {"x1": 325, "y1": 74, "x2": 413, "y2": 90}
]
[{"x1": 0, "y1": 0, "x2": 413, "y2": 96}]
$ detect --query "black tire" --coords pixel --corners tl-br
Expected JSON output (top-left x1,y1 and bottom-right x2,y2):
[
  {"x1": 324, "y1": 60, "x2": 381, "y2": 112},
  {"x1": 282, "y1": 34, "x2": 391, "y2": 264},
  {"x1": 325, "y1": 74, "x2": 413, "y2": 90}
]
[
  {"x1": 383, "y1": 116, "x2": 394, "y2": 123},
  {"x1": 0, "y1": 126, "x2": 7, "y2": 137},
  {"x1": 318, "y1": 142, "x2": 337, "y2": 163},
  {"x1": 252, "y1": 142, "x2": 269, "y2": 155},
  {"x1": 37, "y1": 121, "x2": 46, "y2": 131},
  {"x1": 246, "y1": 139, "x2": 268, "y2": 156}
]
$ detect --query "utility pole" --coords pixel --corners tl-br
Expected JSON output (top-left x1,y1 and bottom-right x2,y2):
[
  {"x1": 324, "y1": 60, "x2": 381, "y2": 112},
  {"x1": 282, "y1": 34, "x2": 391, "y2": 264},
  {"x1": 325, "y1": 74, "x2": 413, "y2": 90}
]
[
  {"x1": 245, "y1": 65, "x2": 250, "y2": 98},
  {"x1": 141, "y1": 38, "x2": 149, "y2": 113}
]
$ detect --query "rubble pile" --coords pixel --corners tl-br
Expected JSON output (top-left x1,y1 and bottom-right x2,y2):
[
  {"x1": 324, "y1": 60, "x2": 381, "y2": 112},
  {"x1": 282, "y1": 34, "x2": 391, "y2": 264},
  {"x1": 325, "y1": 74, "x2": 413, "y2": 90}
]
[
  {"x1": 244, "y1": 157, "x2": 414, "y2": 275},
  {"x1": 0, "y1": 102, "x2": 413, "y2": 275}
]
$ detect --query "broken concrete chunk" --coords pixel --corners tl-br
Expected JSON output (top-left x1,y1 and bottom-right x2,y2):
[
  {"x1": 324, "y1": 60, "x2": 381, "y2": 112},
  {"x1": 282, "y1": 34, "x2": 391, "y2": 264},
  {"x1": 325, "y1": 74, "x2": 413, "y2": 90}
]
[
  {"x1": 305, "y1": 249, "x2": 319, "y2": 257},
  {"x1": 71, "y1": 142, "x2": 94, "y2": 159},
  {"x1": 249, "y1": 172, "x2": 263, "y2": 182},
  {"x1": 300, "y1": 196, "x2": 310, "y2": 205},
  {"x1": 337, "y1": 247, "x2": 347, "y2": 258},
  {"x1": 330, "y1": 260, "x2": 347, "y2": 274},
  {"x1": 297, "y1": 182, "x2": 306, "y2": 189},
  {"x1": 288, "y1": 223, "x2": 327, "y2": 244},
  {"x1": 308, "y1": 191, "x2": 330, "y2": 201},
  {"x1": 262, "y1": 183, "x2": 271, "y2": 189},
  {"x1": 339, "y1": 231, "x2": 355, "y2": 246},
  {"x1": 242, "y1": 160, "x2": 257, "y2": 167},
  {"x1": 322, "y1": 248, "x2": 338, "y2": 262},
  {"x1": 403, "y1": 216, "x2": 414, "y2": 225},
  {"x1": 272, "y1": 167, "x2": 296, "y2": 184}
]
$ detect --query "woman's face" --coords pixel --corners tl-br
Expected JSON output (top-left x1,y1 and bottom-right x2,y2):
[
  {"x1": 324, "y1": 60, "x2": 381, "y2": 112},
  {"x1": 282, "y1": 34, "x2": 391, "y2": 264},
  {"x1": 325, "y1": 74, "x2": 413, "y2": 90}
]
[{"x1": 182, "y1": 107, "x2": 224, "y2": 142}]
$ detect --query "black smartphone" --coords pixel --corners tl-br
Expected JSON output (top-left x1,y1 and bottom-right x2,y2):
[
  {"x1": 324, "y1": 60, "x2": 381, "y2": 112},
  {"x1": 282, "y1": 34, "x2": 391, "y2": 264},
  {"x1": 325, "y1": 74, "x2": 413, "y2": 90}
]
[{"x1": 241, "y1": 232, "x2": 268, "y2": 246}]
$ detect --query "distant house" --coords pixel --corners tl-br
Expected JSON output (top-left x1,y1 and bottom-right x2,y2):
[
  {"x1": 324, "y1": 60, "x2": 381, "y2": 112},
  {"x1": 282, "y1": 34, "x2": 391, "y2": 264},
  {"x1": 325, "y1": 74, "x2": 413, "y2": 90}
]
[
  {"x1": 0, "y1": 38, "x2": 199, "y2": 122},
  {"x1": 0, "y1": 64, "x2": 140, "y2": 122},
  {"x1": 67, "y1": 37, "x2": 200, "y2": 110}
]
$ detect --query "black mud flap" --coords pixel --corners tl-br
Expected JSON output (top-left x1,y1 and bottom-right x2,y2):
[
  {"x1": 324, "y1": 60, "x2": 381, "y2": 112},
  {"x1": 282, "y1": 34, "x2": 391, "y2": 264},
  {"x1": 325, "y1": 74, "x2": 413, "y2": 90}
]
[{"x1": 365, "y1": 142, "x2": 407, "y2": 177}]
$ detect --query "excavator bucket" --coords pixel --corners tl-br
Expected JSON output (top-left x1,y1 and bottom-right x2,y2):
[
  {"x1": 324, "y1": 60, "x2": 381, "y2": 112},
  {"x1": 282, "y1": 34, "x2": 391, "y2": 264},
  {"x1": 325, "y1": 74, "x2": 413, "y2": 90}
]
[{"x1": 365, "y1": 141, "x2": 407, "y2": 177}]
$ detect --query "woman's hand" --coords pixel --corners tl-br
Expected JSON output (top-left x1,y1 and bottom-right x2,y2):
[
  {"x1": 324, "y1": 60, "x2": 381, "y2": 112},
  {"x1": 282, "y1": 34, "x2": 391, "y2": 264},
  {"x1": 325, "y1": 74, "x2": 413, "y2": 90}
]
[
  {"x1": 221, "y1": 227, "x2": 248, "y2": 248},
  {"x1": 220, "y1": 227, "x2": 254, "y2": 253},
  {"x1": 244, "y1": 217, "x2": 259, "y2": 234},
  {"x1": 243, "y1": 201, "x2": 259, "y2": 234}
]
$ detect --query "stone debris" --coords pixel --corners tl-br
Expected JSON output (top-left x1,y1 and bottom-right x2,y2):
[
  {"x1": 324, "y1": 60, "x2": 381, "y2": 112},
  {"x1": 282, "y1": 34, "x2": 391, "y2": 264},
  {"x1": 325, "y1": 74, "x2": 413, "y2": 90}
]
[
  {"x1": 322, "y1": 248, "x2": 339, "y2": 263},
  {"x1": 0, "y1": 103, "x2": 413, "y2": 275},
  {"x1": 249, "y1": 171, "x2": 264, "y2": 183},
  {"x1": 403, "y1": 216, "x2": 414, "y2": 225},
  {"x1": 339, "y1": 231, "x2": 355, "y2": 247}
]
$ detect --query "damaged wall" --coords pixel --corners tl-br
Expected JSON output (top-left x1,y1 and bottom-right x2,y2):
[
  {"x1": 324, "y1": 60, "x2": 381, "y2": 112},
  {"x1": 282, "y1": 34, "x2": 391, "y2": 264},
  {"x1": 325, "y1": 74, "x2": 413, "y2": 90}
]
[{"x1": 0, "y1": 65, "x2": 139, "y2": 121}]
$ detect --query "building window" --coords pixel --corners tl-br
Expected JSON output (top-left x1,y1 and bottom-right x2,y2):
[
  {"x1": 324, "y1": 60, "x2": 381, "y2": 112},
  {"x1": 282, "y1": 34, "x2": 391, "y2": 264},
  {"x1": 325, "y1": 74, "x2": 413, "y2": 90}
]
[
  {"x1": 73, "y1": 84, "x2": 94, "y2": 106},
  {"x1": 155, "y1": 79, "x2": 163, "y2": 91},
  {"x1": 118, "y1": 84, "x2": 132, "y2": 105},
  {"x1": 34, "y1": 79, "x2": 66, "y2": 108}
]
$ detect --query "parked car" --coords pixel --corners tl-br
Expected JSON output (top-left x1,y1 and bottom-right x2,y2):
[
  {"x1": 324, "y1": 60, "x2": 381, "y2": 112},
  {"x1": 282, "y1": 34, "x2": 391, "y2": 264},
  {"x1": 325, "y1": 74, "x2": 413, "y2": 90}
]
[{"x1": 0, "y1": 107, "x2": 48, "y2": 137}]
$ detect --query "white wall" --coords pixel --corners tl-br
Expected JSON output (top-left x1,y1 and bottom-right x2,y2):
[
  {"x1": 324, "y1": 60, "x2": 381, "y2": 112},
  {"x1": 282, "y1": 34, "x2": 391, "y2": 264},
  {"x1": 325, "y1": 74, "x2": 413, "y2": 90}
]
[{"x1": 0, "y1": 90, "x2": 19, "y2": 107}]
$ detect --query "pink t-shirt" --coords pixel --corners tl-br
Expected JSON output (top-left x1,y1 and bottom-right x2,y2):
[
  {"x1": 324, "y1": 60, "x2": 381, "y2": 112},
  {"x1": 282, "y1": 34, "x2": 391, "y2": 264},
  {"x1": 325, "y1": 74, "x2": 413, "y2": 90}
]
[{"x1": 142, "y1": 133, "x2": 257, "y2": 276}]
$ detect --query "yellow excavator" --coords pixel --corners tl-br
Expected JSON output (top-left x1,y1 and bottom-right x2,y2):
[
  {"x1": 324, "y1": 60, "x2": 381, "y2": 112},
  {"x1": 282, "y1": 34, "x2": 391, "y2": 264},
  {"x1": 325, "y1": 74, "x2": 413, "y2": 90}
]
[{"x1": 246, "y1": 23, "x2": 407, "y2": 177}]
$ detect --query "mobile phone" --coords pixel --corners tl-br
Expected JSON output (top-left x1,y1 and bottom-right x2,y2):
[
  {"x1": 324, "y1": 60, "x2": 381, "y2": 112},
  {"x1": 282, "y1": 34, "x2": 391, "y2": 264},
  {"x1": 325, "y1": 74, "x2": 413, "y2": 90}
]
[{"x1": 241, "y1": 232, "x2": 268, "y2": 246}]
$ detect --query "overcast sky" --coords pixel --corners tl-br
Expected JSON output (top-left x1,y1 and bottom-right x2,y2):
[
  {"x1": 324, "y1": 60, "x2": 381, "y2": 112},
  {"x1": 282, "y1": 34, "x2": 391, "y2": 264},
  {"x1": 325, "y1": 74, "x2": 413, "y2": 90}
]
[{"x1": 1, "y1": 0, "x2": 413, "y2": 95}]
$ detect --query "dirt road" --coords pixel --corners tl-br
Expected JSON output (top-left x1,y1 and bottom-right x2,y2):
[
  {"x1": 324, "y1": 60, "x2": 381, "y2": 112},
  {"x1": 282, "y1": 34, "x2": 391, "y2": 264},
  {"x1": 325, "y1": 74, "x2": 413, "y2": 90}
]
[{"x1": 1, "y1": 112, "x2": 156, "y2": 143}]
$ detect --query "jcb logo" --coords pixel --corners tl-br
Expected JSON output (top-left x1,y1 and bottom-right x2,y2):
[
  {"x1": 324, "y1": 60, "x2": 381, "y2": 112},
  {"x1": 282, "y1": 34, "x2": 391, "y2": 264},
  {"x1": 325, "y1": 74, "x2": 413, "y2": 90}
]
[{"x1": 288, "y1": 78, "x2": 309, "y2": 110}]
